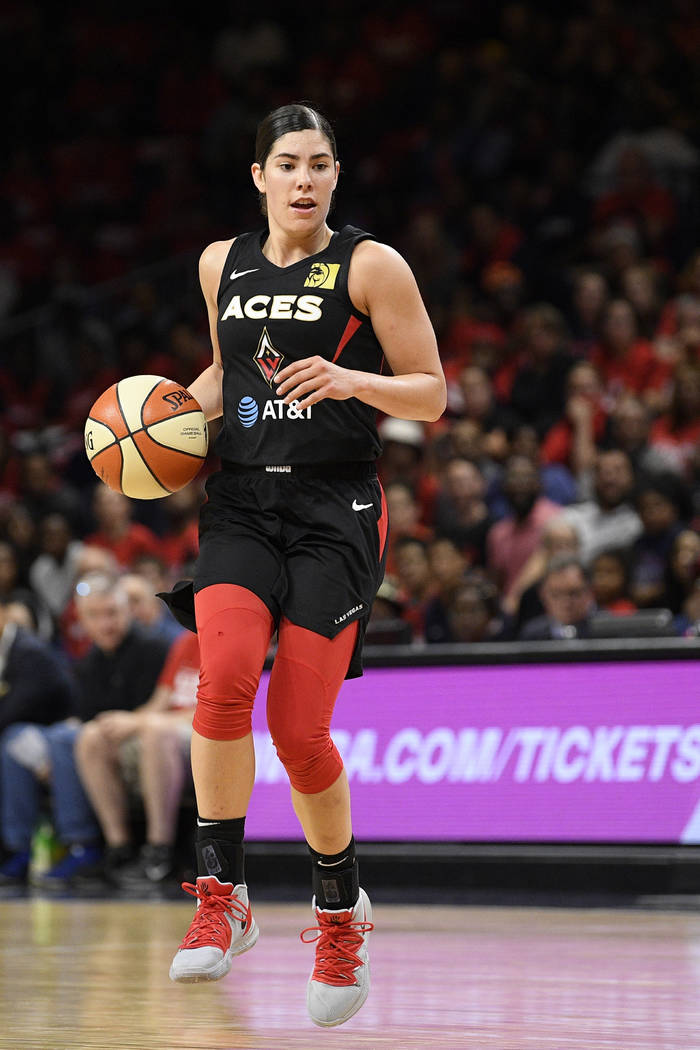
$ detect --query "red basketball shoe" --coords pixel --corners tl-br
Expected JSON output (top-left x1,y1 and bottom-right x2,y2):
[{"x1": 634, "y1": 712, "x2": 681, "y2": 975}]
[
  {"x1": 169, "y1": 877, "x2": 258, "y2": 983},
  {"x1": 301, "y1": 887, "x2": 374, "y2": 1027}
]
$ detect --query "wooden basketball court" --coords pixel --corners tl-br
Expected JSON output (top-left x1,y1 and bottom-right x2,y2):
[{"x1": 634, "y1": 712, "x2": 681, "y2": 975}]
[{"x1": 2, "y1": 894, "x2": 700, "y2": 1049}]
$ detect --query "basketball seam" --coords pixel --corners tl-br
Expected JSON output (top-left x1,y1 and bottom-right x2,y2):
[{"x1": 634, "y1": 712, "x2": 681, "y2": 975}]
[
  {"x1": 145, "y1": 411, "x2": 207, "y2": 461},
  {"x1": 88, "y1": 421, "x2": 123, "y2": 490},
  {"x1": 116, "y1": 378, "x2": 173, "y2": 496},
  {"x1": 122, "y1": 434, "x2": 174, "y2": 496},
  {"x1": 86, "y1": 415, "x2": 117, "y2": 449},
  {"x1": 139, "y1": 377, "x2": 168, "y2": 431}
]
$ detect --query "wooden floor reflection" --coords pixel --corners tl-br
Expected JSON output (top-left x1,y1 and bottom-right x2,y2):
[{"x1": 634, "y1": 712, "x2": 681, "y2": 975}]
[{"x1": 2, "y1": 894, "x2": 700, "y2": 1049}]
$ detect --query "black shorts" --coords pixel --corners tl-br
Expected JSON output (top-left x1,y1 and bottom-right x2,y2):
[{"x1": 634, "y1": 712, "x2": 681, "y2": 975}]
[{"x1": 160, "y1": 461, "x2": 388, "y2": 679}]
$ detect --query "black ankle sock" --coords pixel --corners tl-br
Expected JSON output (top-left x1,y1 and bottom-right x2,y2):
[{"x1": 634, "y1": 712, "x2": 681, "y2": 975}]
[
  {"x1": 195, "y1": 816, "x2": 246, "y2": 885},
  {"x1": 308, "y1": 836, "x2": 359, "y2": 910}
]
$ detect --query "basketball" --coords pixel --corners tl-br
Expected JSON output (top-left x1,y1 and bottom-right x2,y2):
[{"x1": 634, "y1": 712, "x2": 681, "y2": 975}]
[{"x1": 84, "y1": 375, "x2": 208, "y2": 499}]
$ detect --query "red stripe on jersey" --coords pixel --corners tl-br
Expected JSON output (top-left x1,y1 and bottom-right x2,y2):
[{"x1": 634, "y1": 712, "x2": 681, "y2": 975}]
[
  {"x1": 332, "y1": 316, "x2": 362, "y2": 363},
  {"x1": 377, "y1": 482, "x2": 388, "y2": 561}
]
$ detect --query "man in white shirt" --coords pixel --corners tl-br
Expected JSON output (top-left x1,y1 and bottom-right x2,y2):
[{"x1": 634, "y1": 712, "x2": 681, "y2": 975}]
[{"x1": 563, "y1": 449, "x2": 642, "y2": 565}]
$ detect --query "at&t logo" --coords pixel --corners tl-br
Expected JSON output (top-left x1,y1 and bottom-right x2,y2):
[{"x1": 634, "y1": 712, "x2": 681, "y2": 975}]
[
  {"x1": 238, "y1": 397, "x2": 259, "y2": 428},
  {"x1": 237, "y1": 396, "x2": 312, "y2": 427}
]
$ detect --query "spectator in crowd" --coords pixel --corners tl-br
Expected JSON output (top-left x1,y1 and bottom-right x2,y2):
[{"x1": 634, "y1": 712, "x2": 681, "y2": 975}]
[
  {"x1": 508, "y1": 303, "x2": 574, "y2": 437},
  {"x1": 589, "y1": 549, "x2": 637, "y2": 615},
  {"x1": 392, "y1": 536, "x2": 436, "y2": 642},
  {"x1": 518, "y1": 554, "x2": 595, "y2": 640},
  {"x1": 504, "y1": 516, "x2": 581, "y2": 631},
  {"x1": 1, "y1": 503, "x2": 38, "y2": 584},
  {"x1": 383, "y1": 479, "x2": 434, "y2": 577},
  {"x1": 423, "y1": 537, "x2": 469, "y2": 643},
  {"x1": 591, "y1": 145, "x2": 677, "y2": 261},
  {"x1": 620, "y1": 262, "x2": 665, "y2": 340},
  {"x1": 16, "y1": 450, "x2": 87, "y2": 536},
  {"x1": 604, "y1": 394, "x2": 677, "y2": 479},
  {"x1": 444, "y1": 575, "x2": 508, "y2": 643},
  {"x1": 121, "y1": 572, "x2": 183, "y2": 647},
  {"x1": 563, "y1": 449, "x2": 643, "y2": 565},
  {"x1": 649, "y1": 362, "x2": 700, "y2": 479},
  {"x1": 659, "y1": 529, "x2": 700, "y2": 616},
  {"x1": 433, "y1": 456, "x2": 494, "y2": 567},
  {"x1": 445, "y1": 418, "x2": 502, "y2": 490},
  {"x1": 449, "y1": 365, "x2": 516, "y2": 462},
  {"x1": 0, "y1": 572, "x2": 169, "y2": 888},
  {"x1": 74, "y1": 629, "x2": 199, "y2": 889},
  {"x1": 588, "y1": 298, "x2": 672, "y2": 411},
  {"x1": 629, "y1": 473, "x2": 690, "y2": 608},
  {"x1": 57, "y1": 545, "x2": 120, "y2": 659},
  {"x1": 567, "y1": 269, "x2": 609, "y2": 354},
  {"x1": 0, "y1": 541, "x2": 23, "y2": 602},
  {"x1": 488, "y1": 423, "x2": 578, "y2": 513},
  {"x1": 486, "y1": 454, "x2": 563, "y2": 603},
  {"x1": 2, "y1": 594, "x2": 38, "y2": 633},
  {"x1": 83, "y1": 486, "x2": 161, "y2": 568},
  {"x1": 158, "y1": 485, "x2": 203, "y2": 574},
  {"x1": 365, "y1": 578, "x2": 412, "y2": 646},
  {"x1": 540, "y1": 360, "x2": 607, "y2": 477},
  {"x1": 377, "y1": 417, "x2": 438, "y2": 525},
  {"x1": 657, "y1": 249, "x2": 700, "y2": 339},
  {"x1": 28, "y1": 512, "x2": 84, "y2": 625},
  {"x1": 0, "y1": 592, "x2": 75, "y2": 739}
]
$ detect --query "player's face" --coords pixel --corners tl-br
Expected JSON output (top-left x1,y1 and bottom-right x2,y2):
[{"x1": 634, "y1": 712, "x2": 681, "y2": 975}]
[{"x1": 252, "y1": 130, "x2": 339, "y2": 233}]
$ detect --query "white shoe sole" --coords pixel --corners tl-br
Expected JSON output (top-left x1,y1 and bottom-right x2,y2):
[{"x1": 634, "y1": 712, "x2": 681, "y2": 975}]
[
  {"x1": 308, "y1": 967, "x2": 370, "y2": 1027},
  {"x1": 307, "y1": 888, "x2": 372, "y2": 1027},
  {"x1": 169, "y1": 918, "x2": 259, "y2": 983}
]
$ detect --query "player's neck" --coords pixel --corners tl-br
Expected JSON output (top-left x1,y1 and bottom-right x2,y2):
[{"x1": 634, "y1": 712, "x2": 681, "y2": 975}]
[{"x1": 262, "y1": 224, "x2": 333, "y2": 268}]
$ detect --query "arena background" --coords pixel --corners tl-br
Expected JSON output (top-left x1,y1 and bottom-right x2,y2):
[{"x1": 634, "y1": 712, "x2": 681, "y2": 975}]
[{"x1": 2, "y1": 1, "x2": 700, "y2": 902}]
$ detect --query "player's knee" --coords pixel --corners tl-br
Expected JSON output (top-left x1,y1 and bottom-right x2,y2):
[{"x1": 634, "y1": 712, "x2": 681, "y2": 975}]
[
  {"x1": 194, "y1": 610, "x2": 262, "y2": 740},
  {"x1": 269, "y1": 722, "x2": 343, "y2": 794}
]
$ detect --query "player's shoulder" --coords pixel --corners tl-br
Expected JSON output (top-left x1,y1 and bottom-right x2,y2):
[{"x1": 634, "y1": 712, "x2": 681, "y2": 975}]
[
  {"x1": 198, "y1": 237, "x2": 240, "y2": 299},
  {"x1": 351, "y1": 237, "x2": 404, "y2": 268},
  {"x1": 199, "y1": 237, "x2": 237, "y2": 275},
  {"x1": 349, "y1": 238, "x2": 416, "y2": 304}
]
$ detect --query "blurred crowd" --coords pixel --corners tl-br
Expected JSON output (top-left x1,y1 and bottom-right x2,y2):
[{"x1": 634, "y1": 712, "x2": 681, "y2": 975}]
[
  {"x1": 0, "y1": 1, "x2": 698, "y2": 650},
  {"x1": 0, "y1": 0, "x2": 699, "y2": 891}
]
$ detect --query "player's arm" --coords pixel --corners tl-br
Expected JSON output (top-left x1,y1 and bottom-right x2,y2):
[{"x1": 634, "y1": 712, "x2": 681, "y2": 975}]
[
  {"x1": 186, "y1": 240, "x2": 232, "y2": 421},
  {"x1": 275, "y1": 240, "x2": 446, "y2": 423}
]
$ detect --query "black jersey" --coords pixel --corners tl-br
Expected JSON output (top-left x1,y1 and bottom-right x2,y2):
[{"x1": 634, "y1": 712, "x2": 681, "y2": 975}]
[{"x1": 213, "y1": 225, "x2": 384, "y2": 466}]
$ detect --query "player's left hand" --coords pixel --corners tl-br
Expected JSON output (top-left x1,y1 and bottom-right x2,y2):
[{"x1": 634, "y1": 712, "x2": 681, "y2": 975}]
[{"x1": 275, "y1": 356, "x2": 358, "y2": 411}]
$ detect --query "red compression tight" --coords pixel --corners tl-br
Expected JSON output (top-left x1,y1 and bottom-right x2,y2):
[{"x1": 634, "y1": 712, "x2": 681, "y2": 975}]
[
  {"x1": 192, "y1": 584, "x2": 357, "y2": 795},
  {"x1": 267, "y1": 616, "x2": 358, "y2": 794}
]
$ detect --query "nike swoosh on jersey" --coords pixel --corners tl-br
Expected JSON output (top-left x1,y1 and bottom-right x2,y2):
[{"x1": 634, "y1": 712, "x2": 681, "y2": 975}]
[
  {"x1": 352, "y1": 500, "x2": 373, "y2": 511},
  {"x1": 230, "y1": 268, "x2": 259, "y2": 280}
]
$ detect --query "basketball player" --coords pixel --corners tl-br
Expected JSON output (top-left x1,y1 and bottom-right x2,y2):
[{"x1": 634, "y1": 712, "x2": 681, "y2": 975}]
[{"x1": 163, "y1": 102, "x2": 446, "y2": 1027}]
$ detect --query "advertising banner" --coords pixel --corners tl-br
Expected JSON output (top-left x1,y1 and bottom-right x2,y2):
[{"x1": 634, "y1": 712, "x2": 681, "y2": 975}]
[{"x1": 246, "y1": 660, "x2": 700, "y2": 843}]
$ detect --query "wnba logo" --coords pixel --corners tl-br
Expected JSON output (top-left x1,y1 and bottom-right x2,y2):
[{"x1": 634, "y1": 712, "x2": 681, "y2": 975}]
[{"x1": 238, "y1": 397, "x2": 259, "y2": 428}]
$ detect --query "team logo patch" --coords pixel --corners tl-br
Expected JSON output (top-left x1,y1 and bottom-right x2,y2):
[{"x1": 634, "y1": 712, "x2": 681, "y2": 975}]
[
  {"x1": 254, "y1": 327, "x2": 284, "y2": 386},
  {"x1": 304, "y1": 262, "x2": 340, "y2": 290}
]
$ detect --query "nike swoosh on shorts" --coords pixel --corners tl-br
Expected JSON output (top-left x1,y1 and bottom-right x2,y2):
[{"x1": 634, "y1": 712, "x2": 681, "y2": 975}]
[{"x1": 352, "y1": 500, "x2": 373, "y2": 511}]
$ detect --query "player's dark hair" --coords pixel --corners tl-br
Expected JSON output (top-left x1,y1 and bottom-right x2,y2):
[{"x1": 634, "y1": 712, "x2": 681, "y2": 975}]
[
  {"x1": 255, "y1": 103, "x2": 337, "y2": 167},
  {"x1": 254, "y1": 102, "x2": 338, "y2": 217}
]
